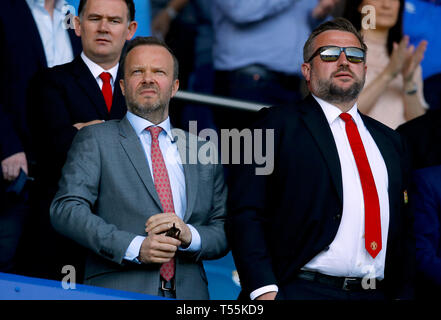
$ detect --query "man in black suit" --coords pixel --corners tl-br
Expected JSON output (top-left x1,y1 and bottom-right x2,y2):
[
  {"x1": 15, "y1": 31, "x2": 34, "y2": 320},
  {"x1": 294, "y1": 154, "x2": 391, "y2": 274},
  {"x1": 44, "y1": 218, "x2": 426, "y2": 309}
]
[
  {"x1": 227, "y1": 18, "x2": 414, "y2": 300},
  {"x1": 0, "y1": 0, "x2": 81, "y2": 274},
  {"x1": 25, "y1": 0, "x2": 137, "y2": 280},
  {"x1": 396, "y1": 108, "x2": 441, "y2": 170}
]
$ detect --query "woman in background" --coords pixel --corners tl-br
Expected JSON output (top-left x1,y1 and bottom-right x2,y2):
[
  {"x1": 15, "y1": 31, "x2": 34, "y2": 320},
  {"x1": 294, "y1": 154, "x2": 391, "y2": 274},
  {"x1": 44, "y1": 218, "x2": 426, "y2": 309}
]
[{"x1": 343, "y1": 0, "x2": 427, "y2": 129}]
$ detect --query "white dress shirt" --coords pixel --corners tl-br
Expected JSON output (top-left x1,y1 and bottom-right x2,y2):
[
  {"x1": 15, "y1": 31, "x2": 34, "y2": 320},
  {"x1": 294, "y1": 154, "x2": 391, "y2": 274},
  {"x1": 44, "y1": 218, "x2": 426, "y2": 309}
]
[
  {"x1": 124, "y1": 112, "x2": 202, "y2": 262},
  {"x1": 26, "y1": 0, "x2": 74, "y2": 67},
  {"x1": 250, "y1": 95, "x2": 390, "y2": 299},
  {"x1": 80, "y1": 52, "x2": 119, "y2": 93}
]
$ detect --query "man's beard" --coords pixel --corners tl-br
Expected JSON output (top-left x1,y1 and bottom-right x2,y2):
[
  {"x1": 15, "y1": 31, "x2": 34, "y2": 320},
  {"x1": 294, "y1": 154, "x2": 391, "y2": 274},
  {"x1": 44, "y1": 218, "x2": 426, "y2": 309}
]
[
  {"x1": 128, "y1": 98, "x2": 166, "y2": 119},
  {"x1": 126, "y1": 85, "x2": 169, "y2": 120},
  {"x1": 313, "y1": 66, "x2": 365, "y2": 104}
]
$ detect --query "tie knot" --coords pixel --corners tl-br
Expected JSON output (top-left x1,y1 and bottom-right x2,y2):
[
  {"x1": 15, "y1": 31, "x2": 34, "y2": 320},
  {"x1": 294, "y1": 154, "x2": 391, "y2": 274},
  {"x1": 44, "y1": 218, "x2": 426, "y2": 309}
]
[
  {"x1": 339, "y1": 112, "x2": 353, "y2": 123},
  {"x1": 99, "y1": 72, "x2": 111, "y2": 83},
  {"x1": 147, "y1": 126, "x2": 162, "y2": 140}
]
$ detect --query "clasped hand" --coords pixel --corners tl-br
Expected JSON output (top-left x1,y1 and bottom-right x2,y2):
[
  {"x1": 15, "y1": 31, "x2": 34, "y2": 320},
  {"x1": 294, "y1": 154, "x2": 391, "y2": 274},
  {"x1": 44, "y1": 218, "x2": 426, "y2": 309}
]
[{"x1": 137, "y1": 213, "x2": 191, "y2": 264}]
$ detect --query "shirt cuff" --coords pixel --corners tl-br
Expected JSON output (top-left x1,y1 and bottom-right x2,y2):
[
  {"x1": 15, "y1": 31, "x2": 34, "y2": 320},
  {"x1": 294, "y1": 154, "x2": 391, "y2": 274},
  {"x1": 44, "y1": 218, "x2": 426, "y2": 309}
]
[
  {"x1": 124, "y1": 235, "x2": 145, "y2": 263},
  {"x1": 250, "y1": 285, "x2": 279, "y2": 300},
  {"x1": 179, "y1": 224, "x2": 201, "y2": 252}
]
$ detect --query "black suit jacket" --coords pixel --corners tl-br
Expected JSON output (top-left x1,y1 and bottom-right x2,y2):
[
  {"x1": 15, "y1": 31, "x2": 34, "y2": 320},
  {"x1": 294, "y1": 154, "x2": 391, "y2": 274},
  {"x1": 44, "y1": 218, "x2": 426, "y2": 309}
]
[
  {"x1": 29, "y1": 56, "x2": 127, "y2": 192},
  {"x1": 396, "y1": 109, "x2": 441, "y2": 170},
  {"x1": 0, "y1": 0, "x2": 81, "y2": 164},
  {"x1": 227, "y1": 95, "x2": 414, "y2": 299},
  {"x1": 23, "y1": 56, "x2": 127, "y2": 280}
]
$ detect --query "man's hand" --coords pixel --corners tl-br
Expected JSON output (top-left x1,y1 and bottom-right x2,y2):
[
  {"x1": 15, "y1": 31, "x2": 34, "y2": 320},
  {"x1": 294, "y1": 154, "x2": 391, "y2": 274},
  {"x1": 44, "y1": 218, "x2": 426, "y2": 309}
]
[
  {"x1": 256, "y1": 291, "x2": 277, "y2": 300},
  {"x1": 138, "y1": 233, "x2": 181, "y2": 264},
  {"x1": 73, "y1": 120, "x2": 104, "y2": 130},
  {"x1": 1, "y1": 152, "x2": 28, "y2": 181},
  {"x1": 145, "y1": 213, "x2": 192, "y2": 247},
  {"x1": 402, "y1": 39, "x2": 427, "y2": 83}
]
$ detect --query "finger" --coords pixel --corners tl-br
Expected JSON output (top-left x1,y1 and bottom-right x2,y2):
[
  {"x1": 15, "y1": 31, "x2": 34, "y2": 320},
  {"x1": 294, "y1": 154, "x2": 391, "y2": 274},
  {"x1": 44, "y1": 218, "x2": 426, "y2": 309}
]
[
  {"x1": 20, "y1": 162, "x2": 28, "y2": 175},
  {"x1": 145, "y1": 213, "x2": 175, "y2": 231},
  {"x1": 147, "y1": 223, "x2": 174, "y2": 235},
  {"x1": 7, "y1": 163, "x2": 20, "y2": 181},
  {"x1": 155, "y1": 234, "x2": 182, "y2": 247},
  {"x1": 401, "y1": 35, "x2": 409, "y2": 47},
  {"x1": 414, "y1": 41, "x2": 427, "y2": 61},
  {"x1": 144, "y1": 235, "x2": 179, "y2": 252},
  {"x1": 140, "y1": 248, "x2": 176, "y2": 264}
]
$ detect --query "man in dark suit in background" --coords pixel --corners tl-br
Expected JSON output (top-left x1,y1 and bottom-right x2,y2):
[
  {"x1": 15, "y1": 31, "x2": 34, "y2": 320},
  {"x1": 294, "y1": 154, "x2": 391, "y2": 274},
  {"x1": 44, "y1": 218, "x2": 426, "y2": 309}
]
[
  {"x1": 25, "y1": 0, "x2": 137, "y2": 280},
  {"x1": 411, "y1": 165, "x2": 441, "y2": 300},
  {"x1": 0, "y1": 0, "x2": 81, "y2": 274},
  {"x1": 396, "y1": 108, "x2": 441, "y2": 170},
  {"x1": 227, "y1": 18, "x2": 414, "y2": 300}
]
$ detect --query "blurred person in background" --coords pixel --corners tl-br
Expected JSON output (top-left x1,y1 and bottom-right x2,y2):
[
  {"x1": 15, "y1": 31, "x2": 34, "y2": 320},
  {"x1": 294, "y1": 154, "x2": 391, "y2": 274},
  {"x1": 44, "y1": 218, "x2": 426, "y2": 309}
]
[
  {"x1": 343, "y1": 0, "x2": 428, "y2": 129},
  {"x1": 404, "y1": 0, "x2": 441, "y2": 110},
  {"x1": 0, "y1": 0, "x2": 81, "y2": 274},
  {"x1": 211, "y1": 0, "x2": 340, "y2": 130}
]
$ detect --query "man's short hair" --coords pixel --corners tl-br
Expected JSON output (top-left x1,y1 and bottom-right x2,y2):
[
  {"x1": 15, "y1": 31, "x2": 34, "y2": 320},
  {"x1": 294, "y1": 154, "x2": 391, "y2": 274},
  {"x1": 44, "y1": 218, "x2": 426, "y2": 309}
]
[
  {"x1": 303, "y1": 17, "x2": 367, "y2": 63},
  {"x1": 78, "y1": 0, "x2": 135, "y2": 22},
  {"x1": 120, "y1": 36, "x2": 179, "y2": 81}
]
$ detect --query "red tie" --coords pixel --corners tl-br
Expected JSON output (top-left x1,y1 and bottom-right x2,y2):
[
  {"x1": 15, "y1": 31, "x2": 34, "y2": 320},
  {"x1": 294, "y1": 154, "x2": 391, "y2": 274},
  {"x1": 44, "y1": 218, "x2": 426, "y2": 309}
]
[
  {"x1": 147, "y1": 126, "x2": 176, "y2": 281},
  {"x1": 339, "y1": 113, "x2": 382, "y2": 258},
  {"x1": 99, "y1": 72, "x2": 112, "y2": 112}
]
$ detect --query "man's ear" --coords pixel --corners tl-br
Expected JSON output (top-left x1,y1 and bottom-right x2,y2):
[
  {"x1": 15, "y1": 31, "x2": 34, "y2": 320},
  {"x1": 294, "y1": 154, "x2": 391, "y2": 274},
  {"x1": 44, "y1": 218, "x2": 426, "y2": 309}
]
[
  {"x1": 119, "y1": 79, "x2": 126, "y2": 96},
  {"x1": 126, "y1": 21, "x2": 138, "y2": 40},
  {"x1": 171, "y1": 79, "x2": 179, "y2": 98},
  {"x1": 74, "y1": 16, "x2": 81, "y2": 37},
  {"x1": 301, "y1": 62, "x2": 311, "y2": 82}
]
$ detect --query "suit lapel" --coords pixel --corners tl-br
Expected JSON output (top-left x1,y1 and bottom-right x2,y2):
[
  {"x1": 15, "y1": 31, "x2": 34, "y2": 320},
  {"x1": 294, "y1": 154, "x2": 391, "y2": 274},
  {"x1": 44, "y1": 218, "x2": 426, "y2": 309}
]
[
  {"x1": 118, "y1": 116, "x2": 163, "y2": 210},
  {"x1": 172, "y1": 129, "x2": 199, "y2": 223},
  {"x1": 109, "y1": 72, "x2": 127, "y2": 119},
  {"x1": 299, "y1": 96, "x2": 343, "y2": 203},
  {"x1": 72, "y1": 56, "x2": 110, "y2": 119}
]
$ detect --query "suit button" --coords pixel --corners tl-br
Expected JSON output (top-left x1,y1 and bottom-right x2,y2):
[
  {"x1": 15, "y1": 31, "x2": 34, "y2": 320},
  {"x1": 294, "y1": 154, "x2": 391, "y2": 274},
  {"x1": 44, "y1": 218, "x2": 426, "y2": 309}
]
[{"x1": 334, "y1": 214, "x2": 342, "y2": 221}]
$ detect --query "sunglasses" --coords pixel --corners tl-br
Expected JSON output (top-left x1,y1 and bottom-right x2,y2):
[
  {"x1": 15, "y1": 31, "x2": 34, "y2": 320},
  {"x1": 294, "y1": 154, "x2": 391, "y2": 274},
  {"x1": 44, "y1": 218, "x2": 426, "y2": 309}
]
[{"x1": 307, "y1": 46, "x2": 366, "y2": 63}]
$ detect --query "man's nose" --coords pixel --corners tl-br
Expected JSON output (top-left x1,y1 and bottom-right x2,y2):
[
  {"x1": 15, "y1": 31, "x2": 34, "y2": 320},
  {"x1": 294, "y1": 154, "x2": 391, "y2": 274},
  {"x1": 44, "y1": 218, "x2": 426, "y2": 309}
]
[
  {"x1": 141, "y1": 71, "x2": 155, "y2": 84},
  {"x1": 97, "y1": 19, "x2": 110, "y2": 32},
  {"x1": 337, "y1": 51, "x2": 350, "y2": 66}
]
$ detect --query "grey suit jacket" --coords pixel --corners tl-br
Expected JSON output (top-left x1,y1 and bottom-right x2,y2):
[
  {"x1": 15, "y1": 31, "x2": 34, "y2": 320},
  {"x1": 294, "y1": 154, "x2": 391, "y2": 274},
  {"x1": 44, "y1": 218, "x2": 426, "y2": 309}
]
[{"x1": 50, "y1": 115, "x2": 228, "y2": 299}]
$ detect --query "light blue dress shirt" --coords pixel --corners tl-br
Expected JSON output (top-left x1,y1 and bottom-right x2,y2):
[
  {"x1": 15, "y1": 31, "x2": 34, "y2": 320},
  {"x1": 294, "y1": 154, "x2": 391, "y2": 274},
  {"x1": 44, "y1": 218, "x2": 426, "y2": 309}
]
[
  {"x1": 212, "y1": 0, "x2": 324, "y2": 75},
  {"x1": 124, "y1": 112, "x2": 202, "y2": 262},
  {"x1": 25, "y1": 0, "x2": 74, "y2": 67}
]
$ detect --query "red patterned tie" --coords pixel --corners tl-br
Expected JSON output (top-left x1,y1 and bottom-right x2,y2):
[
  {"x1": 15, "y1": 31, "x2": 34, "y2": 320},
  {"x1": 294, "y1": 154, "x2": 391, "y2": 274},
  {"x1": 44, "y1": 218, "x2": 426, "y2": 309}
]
[
  {"x1": 147, "y1": 126, "x2": 176, "y2": 281},
  {"x1": 99, "y1": 72, "x2": 112, "y2": 112},
  {"x1": 339, "y1": 113, "x2": 382, "y2": 258}
]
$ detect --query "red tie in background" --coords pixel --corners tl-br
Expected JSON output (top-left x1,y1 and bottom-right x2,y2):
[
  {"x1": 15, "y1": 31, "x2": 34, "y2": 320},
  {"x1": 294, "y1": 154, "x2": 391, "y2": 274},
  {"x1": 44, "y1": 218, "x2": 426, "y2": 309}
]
[
  {"x1": 147, "y1": 126, "x2": 176, "y2": 281},
  {"x1": 339, "y1": 113, "x2": 382, "y2": 258},
  {"x1": 99, "y1": 72, "x2": 112, "y2": 112}
]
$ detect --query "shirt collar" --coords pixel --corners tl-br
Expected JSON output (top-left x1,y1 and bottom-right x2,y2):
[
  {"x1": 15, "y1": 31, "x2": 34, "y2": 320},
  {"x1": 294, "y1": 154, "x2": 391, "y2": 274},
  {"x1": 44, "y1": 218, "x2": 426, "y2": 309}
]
[
  {"x1": 312, "y1": 94, "x2": 361, "y2": 126},
  {"x1": 81, "y1": 52, "x2": 119, "y2": 82},
  {"x1": 126, "y1": 111, "x2": 175, "y2": 142},
  {"x1": 27, "y1": 0, "x2": 66, "y2": 11}
]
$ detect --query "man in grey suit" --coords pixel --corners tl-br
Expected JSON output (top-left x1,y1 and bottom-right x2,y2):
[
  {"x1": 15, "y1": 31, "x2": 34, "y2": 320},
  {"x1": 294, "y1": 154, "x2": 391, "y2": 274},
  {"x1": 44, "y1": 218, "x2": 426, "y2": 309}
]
[{"x1": 50, "y1": 36, "x2": 228, "y2": 299}]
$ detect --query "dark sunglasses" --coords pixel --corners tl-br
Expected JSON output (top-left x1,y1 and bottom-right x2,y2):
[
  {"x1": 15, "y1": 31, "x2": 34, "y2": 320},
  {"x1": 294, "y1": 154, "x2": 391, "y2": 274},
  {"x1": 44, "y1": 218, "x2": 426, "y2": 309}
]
[{"x1": 307, "y1": 46, "x2": 366, "y2": 63}]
